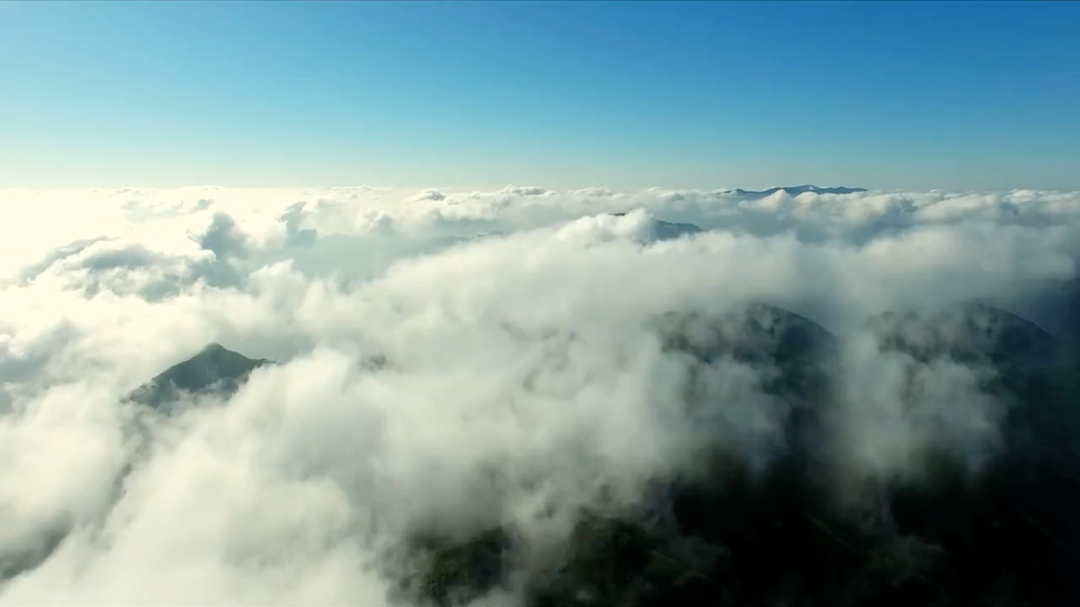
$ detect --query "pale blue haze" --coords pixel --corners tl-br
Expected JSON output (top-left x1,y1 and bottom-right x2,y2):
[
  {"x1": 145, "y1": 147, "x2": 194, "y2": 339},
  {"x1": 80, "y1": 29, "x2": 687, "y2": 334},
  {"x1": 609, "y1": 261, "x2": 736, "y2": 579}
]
[{"x1": 1, "y1": 1, "x2": 1078, "y2": 190}]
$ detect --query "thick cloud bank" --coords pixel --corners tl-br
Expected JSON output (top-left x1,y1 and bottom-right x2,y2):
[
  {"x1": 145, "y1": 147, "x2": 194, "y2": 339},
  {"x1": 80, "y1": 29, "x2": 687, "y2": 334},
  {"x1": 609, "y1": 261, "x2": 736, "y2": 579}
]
[{"x1": 1, "y1": 185, "x2": 1079, "y2": 605}]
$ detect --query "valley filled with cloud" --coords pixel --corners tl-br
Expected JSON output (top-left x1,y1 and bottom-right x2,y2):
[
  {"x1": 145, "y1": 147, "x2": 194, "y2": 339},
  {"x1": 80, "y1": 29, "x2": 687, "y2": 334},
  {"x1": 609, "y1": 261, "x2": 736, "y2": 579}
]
[{"x1": 1, "y1": 184, "x2": 1079, "y2": 606}]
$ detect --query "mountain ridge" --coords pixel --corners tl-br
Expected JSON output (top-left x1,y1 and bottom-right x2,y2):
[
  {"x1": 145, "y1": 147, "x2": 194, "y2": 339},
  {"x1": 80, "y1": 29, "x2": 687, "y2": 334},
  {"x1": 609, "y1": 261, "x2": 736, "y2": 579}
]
[
  {"x1": 609, "y1": 212, "x2": 703, "y2": 240},
  {"x1": 119, "y1": 302, "x2": 1080, "y2": 607},
  {"x1": 733, "y1": 185, "x2": 868, "y2": 198}
]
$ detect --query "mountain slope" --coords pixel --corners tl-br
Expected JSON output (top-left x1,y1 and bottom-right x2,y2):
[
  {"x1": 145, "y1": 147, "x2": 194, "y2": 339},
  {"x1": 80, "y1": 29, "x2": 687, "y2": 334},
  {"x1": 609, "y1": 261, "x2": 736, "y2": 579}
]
[
  {"x1": 406, "y1": 304, "x2": 846, "y2": 607},
  {"x1": 407, "y1": 302, "x2": 1080, "y2": 607},
  {"x1": 865, "y1": 302, "x2": 1072, "y2": 463},
  {"x1": 127, "y1": 343, "x2": 274, "y2": 410},
  {"x1": 45, "y1": 308, "x2": 1080, "y2": 607},
  {"x1": 609, "y1": 212, "x2": 703, "y2": 241},
  {"x1": 1, "y1": 344, "x2": 274, "y2": 584}
]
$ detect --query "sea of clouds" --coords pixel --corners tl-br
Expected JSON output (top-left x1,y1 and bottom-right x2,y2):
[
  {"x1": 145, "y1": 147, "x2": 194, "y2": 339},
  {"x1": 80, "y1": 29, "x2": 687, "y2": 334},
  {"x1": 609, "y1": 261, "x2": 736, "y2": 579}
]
[{"x1": 1, "y1": 184, "x2": 1078, "y2": 605}]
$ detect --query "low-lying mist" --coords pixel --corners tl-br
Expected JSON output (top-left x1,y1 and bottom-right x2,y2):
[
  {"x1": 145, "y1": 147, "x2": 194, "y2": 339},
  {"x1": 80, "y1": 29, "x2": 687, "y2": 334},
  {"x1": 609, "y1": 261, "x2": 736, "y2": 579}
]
[{"x1": 1, "y1": 185, "x2": 1078, "y2": 605}]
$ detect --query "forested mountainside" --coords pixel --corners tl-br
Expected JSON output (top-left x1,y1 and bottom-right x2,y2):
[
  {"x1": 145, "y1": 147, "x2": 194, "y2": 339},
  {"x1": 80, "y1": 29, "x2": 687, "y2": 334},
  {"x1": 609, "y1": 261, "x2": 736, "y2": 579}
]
[{"x1": 117, "y1": 300, "x2": 1080, "y2": 607}]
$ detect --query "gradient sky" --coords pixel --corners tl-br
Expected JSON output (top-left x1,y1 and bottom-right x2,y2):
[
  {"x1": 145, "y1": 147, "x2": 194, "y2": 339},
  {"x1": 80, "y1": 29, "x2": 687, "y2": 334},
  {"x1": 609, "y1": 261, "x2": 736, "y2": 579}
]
[{"x1": 2, "y1": 1, "x2": 1078, "y2": 191}]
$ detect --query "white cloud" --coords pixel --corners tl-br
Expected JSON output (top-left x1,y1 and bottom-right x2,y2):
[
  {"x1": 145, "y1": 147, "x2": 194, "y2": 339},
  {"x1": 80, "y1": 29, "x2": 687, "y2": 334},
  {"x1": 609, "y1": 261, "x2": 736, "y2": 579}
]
[{"x1": 0, "y1": 185, "x2": 1078, "y2": 604}]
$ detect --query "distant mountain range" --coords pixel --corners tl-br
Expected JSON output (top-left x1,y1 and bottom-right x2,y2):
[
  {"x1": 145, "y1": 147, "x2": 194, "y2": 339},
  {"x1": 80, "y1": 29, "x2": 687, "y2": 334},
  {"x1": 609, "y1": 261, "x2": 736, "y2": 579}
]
[
  {"x1": 732, "y1": 185, "x2": 868, "y2": 198},
  {"x1": 604, "y1": 187, "x2": 869, "y2": 241}
]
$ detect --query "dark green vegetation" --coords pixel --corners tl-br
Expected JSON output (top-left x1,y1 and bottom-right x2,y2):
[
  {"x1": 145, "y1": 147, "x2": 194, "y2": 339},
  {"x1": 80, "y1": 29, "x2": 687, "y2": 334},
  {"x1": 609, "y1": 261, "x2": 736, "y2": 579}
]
[
  {"x1": 7, "y1": 301, "x2": 1075, "y2": 606},
  {"x1": 402, "y1": 303, "x2": 1080, "y2": 607},
  {"x1": 103, "y1": 305, "x2": 1080, "y2": 606}
]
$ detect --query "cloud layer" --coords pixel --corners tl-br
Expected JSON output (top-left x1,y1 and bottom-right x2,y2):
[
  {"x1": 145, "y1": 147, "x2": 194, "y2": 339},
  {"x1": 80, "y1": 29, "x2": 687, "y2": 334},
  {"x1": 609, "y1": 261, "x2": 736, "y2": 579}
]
[{"x1": 1, "y1": 185, "x2": 1079, "y2": 604}]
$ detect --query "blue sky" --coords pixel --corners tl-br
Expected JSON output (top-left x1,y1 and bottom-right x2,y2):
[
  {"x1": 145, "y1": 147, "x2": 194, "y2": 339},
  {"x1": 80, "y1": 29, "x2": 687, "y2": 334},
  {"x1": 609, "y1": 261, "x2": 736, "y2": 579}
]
[{"x1": 2, "y1": 1, "x2": 1078, "y2": 191}]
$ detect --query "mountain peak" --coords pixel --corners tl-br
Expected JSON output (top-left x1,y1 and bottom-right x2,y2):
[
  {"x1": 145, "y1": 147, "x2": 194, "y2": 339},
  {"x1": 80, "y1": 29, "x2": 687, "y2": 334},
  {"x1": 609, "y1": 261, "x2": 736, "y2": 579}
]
[
  {"x1": 191, "y1": 342, "x2": 231, "y2": 360},
  {"x1": 200, "y1": 342, "x2": 229, "y2": 354},
  {"x1": 129, "y1": 343, "x2": 273, "y2": 409}
]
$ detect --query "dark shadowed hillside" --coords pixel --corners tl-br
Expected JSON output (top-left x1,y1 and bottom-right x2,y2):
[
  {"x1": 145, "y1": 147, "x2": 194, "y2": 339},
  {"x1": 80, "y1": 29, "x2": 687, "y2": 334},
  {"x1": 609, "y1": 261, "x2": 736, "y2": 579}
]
[
  {"x1": 127, "y1": 343, "x2": 274, "y2": 410},
  {"x1": 400, "y1": 302, "x2": 1080, "y2": 607},
  {"x1": 20, "y1": 308, "x2": 1073, "y2": 607},
  {"x1": 866, "y1": 302, "x2": 1072, "y2": 463},
  {"x1": 609, "y1": 212, "x2": 704, "y2": 241},
  {"x1": 1, "y1": 344, "x2": 275, "y2": 585},
  {"x1": 854, "y1": 303, "x2": 1080, "y2": 606},
  {"x1": 394, "y1": 304, "x2": 843, "y2": 607}
]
